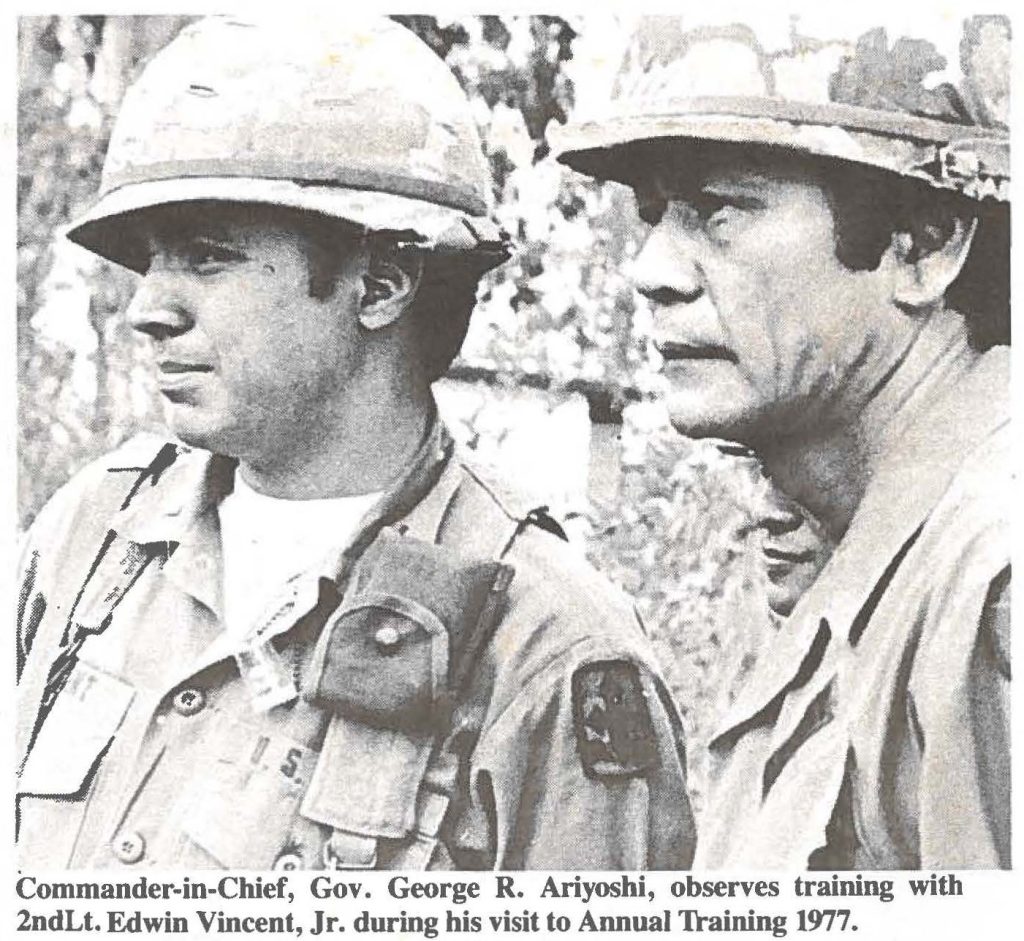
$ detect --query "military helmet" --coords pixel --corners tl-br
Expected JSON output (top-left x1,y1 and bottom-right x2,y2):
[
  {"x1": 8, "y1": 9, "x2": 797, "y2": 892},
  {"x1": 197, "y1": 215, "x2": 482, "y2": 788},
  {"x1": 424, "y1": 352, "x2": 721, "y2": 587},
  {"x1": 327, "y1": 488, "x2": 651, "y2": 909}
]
[
  {"x1": 553, "y1": 14, "x2": 1009, "y2": 203},
  {"x1": 66, "y1": 15, "x2": 509, "y2": 273}
]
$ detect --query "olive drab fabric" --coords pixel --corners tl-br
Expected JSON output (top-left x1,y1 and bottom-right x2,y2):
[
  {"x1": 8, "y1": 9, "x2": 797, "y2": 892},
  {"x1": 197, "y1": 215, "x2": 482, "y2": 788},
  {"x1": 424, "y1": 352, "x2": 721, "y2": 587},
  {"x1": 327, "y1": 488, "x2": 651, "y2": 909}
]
[
  {"x1": 64, "y1": 16, "x2": 509, "y2": 275},
  {"x1": 695, "y1": 334, "x2": 1010, "y2": 870},
  {"x1": 16, "y1": 423, "x2": 696, "y2": 870},
  {"x1": 553, "y1": 14, "x2": 1009, "y2": 203}
]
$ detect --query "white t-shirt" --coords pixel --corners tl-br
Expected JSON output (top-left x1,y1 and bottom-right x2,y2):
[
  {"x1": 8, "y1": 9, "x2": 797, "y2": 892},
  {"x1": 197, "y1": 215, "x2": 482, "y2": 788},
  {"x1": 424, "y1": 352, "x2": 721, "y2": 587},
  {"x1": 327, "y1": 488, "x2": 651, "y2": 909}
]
[{"x1": 218, "y1": 472, "x2": 382, "y2": 642}]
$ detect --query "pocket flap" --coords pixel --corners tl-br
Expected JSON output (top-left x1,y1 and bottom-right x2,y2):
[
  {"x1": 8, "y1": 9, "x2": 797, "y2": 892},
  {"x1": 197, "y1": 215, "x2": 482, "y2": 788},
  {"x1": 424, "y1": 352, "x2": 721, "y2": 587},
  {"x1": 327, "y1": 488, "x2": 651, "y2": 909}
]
[
  {"x1": 18, "y1": 661, "x2": 135, "y2": 797},
  {"x1": 305, "y1": 527, "x2": 510, "y2": 732},
  {"x1": 307, "y1": 592, "x2": 448, "y2": 731}
]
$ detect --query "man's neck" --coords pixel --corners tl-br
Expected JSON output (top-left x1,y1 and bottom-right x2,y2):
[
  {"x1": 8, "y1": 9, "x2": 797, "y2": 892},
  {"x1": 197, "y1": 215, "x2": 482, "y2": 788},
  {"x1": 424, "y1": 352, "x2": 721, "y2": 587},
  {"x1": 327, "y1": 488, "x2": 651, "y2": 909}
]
[
  {"x1": 757, "y1": 309, "x2": 978, "y2": 542},
  {"x1": 237, "y1": 381, "x2": 435, "y2": 499}
]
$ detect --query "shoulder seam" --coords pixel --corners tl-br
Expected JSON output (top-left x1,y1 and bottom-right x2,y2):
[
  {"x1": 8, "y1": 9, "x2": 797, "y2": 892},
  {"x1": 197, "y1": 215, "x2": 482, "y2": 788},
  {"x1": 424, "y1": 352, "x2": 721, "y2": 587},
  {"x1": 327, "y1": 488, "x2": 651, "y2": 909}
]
[
  {"x1": 480, "y1": 635, "x2": 648, "y2": 735},
  {"x1": 456, "y1": 459, "x2": 528, "y2": 522}
]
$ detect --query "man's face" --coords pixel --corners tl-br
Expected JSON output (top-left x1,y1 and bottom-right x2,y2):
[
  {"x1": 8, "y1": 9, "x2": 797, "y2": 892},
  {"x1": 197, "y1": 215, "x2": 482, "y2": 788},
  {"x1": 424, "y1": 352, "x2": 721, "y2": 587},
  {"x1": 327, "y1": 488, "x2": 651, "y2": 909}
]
[
  {"x1": 126, "y1": 206, "x2": 366, "y2": 462},
  {"x1": 630, "y1": 152, "x2": 904, "y2": 445}
]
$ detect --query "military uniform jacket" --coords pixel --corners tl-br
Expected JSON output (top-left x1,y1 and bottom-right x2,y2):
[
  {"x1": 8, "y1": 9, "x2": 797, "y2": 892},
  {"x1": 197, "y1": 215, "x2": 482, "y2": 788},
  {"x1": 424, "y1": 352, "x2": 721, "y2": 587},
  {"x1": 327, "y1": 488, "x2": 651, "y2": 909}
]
[
  {"x1": 17, "y1": 423, "x2": 695, "y2": 870},
  {"x1": 696, "y1": 345, "x2": 1010, "y2": 870}
]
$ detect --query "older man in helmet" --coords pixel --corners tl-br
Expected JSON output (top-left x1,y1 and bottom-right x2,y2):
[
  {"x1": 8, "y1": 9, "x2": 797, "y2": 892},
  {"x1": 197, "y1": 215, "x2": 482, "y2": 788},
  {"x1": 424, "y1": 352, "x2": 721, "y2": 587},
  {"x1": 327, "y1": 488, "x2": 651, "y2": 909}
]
[
  {"x1": 16, "y1": 16, "x2": 695, "y2": 870},
  {"x1": 556, "y1": 15, "x2": 1010, "y2": 869}
]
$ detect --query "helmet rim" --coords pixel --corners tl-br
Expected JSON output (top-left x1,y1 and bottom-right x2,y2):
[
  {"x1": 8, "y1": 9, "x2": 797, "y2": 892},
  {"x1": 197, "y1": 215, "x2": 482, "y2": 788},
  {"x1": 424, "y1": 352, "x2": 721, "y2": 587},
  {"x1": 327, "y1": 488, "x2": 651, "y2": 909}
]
[{"x1": 65, "y1": 176, "x2": 509, "y2": 274}]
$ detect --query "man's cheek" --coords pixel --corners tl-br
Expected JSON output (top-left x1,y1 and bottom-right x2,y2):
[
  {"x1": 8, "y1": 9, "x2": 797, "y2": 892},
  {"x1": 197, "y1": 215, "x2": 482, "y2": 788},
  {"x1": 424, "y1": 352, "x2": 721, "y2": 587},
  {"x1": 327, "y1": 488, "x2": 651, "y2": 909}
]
[
  {"x1": 725, "y1": 284, "x2": 786, "y2": 397},
  {"x1": 761, "y1": 326, "x2": 820, "y2": 404},
  {"x1": 229, "y1": 358, "x2": 278, "y2": 402}
]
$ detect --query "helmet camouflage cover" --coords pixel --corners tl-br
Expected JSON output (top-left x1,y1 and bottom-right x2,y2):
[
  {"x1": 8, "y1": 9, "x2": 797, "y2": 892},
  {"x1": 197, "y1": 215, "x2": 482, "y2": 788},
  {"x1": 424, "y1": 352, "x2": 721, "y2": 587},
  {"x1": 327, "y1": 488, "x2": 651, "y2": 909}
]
[
  {"x1": 66, "y1": 15, "x2": 509, "y2": 273},
  {"x1": 553, "y1": 13, "x2": 1009, "y2": 204}
]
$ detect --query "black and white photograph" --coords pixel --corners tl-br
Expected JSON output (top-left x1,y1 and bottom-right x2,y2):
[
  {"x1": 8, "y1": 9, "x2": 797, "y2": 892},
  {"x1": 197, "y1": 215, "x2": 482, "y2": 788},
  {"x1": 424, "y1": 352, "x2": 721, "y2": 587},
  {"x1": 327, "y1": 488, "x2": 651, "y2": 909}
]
[{"x1": 11, "y1": 4, "x2": 1015, "y2": 933}]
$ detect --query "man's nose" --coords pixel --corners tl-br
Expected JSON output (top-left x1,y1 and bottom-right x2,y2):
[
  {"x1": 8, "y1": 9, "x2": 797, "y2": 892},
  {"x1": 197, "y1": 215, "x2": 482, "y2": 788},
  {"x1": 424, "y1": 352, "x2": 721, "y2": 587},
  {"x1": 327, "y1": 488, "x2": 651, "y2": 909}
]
[
  {"x1": 631, "y1": 221, "x2": 704, "y2": 306},
  {"x1": 125, "y1": 269, "x2": 194, "y2": 341}
]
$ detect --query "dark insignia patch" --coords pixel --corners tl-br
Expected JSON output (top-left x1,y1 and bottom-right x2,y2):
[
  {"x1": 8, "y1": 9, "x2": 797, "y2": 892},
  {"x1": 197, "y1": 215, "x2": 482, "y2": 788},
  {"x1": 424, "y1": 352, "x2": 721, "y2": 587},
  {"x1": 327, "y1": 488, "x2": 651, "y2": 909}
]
[{"x1": 572, "y1": 660, "x2": 659, "y2": 778}]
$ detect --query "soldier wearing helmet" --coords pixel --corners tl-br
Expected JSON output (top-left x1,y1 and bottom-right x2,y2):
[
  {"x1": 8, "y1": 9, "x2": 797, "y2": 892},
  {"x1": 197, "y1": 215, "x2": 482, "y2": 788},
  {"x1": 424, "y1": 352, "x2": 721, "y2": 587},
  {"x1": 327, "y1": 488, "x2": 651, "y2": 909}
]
[
  {"x1": 16, "y1": 16, "x2": 695, "y2": 870},
  {"x1": 556, "y1": 14, "x2": 1010, "y2": 868}
]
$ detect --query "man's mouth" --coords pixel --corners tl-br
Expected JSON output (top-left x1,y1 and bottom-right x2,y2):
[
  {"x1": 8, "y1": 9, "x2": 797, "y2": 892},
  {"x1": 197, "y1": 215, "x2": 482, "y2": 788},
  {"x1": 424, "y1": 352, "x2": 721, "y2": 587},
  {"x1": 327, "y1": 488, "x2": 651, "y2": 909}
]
[
  {"x1": 158, "y1": 361, "x2": 214, "y2": 374},
  {"x1": 655, "y1": 341, "x2": 737, "y2": 363},
  {"x1": 156, "y1": 361, "x2": 214, "y2": 400},
  {"x1": 764, "y1": 545, "x2": 819, "y2": 565}
]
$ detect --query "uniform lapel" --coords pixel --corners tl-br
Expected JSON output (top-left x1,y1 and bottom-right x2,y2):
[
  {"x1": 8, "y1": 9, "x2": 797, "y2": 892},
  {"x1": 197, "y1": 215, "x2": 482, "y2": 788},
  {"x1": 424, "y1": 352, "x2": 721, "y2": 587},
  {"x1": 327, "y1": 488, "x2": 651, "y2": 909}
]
[{"x1": 108, "y1": 446, "x2": 234, "y2": 620}]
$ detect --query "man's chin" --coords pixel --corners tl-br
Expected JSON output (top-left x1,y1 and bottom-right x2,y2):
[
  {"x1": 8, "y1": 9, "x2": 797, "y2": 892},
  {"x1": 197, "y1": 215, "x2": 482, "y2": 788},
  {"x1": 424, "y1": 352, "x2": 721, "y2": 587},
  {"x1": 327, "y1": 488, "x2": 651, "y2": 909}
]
[
  {"x1": 164, "y1": 411, "x2": 243, "y2": 457},
  {"x1": 668, "y1": 398, "x2": 825, "y2": 455}
]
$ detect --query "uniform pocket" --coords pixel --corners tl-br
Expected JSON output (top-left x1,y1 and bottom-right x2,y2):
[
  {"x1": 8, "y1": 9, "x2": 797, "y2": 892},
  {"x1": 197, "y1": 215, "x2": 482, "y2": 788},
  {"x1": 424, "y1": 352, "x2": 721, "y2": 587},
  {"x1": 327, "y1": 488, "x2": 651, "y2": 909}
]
[
  {"x1": 18, "y1": 659, "x2": 135, "y2": 798},
  {"x1": 17, "y1": 661, "x2": 136, "y2": 869},
  {"x1": 161, "y1": 719, "x2": 321, "y2": 869}
]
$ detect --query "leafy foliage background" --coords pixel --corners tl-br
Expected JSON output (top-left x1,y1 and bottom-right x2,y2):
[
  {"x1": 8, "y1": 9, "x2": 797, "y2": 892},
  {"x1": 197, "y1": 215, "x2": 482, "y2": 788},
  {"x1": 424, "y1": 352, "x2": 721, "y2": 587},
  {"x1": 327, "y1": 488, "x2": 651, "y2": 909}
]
[{"x1": 17, "y1": 15, "x2": 786, "y2": 809}]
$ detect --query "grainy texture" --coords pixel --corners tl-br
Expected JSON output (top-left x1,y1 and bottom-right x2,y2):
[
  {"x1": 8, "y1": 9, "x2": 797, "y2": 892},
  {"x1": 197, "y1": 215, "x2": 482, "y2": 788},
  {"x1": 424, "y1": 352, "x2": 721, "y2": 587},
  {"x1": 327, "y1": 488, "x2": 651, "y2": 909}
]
[{"x1": 18, "y1": 15, "x2": 782, "y2": 808}]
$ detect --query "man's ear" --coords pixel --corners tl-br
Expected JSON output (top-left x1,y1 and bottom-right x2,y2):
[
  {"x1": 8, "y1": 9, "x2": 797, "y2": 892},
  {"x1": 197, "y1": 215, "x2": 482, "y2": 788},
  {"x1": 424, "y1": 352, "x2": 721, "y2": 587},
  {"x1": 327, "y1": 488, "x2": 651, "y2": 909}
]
[
  {"x1": 358, "y1": 245, "x2": 425, "y2": 331},
  {"x1": 888, "y1": 215, "x2": 978, "y2": 310}
]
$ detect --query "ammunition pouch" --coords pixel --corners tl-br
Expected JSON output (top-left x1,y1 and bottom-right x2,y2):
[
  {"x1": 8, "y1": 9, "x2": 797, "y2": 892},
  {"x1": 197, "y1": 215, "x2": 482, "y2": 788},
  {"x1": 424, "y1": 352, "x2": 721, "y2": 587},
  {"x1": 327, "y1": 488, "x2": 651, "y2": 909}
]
[
  {"x1": 304, "y1": 528, "x2": 510, "y2": 733},
  {"x1": 300, "y1": 524, "x2": 515, "y2": 867}
]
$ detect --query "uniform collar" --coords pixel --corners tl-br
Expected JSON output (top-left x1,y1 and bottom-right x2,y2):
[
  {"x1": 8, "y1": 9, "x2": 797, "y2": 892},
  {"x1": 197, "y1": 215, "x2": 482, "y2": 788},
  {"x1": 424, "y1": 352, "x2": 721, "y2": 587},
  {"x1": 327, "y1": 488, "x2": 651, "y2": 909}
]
[
  {"x1": 113, "y1": 418, "x2": 452, "y2": 542},
  {"x1": 108, "y1": 417, "x2": 460, "y2": 616},
  {"x1": 712, "y1": 340, "x2": 1009, "y2": 744}
]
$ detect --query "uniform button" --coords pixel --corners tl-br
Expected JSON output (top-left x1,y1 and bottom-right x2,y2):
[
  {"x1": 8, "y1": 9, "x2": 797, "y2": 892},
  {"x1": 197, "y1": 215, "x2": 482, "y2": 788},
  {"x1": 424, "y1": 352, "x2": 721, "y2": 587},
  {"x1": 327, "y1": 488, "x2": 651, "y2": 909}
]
[
  {"x1": 273, "y1": 852, "x2": 303, "y2": 870},
  {"x1": 173, "y1": 687, "x2": 206, "y2": 716},
  {"x1": 113, "y1": 830, "x2": 146, "y2": 864},
  {"x1": 374, "y1": 625, "x2": 401, "y2": 653}
]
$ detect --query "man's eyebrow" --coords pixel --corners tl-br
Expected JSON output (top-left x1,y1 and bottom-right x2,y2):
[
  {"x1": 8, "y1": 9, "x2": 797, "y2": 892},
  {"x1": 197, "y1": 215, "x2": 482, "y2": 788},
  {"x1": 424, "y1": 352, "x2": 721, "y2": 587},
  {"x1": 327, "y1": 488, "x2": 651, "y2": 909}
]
[
  {"x1": 652, "y1": 173, "x2": 768, "y2": 201},
  {"x1": 698, "y1": 180, "x2": 769, "y2": 206},
  {"x1": 173, "y1": 232, "x2": 249, "y2": 253},
  {"x1": 699, "y1": 175, "x2": 772, "y2": 194},
  {"x1": 205, "y1": 233, "x2": 247, "y2": 246}
]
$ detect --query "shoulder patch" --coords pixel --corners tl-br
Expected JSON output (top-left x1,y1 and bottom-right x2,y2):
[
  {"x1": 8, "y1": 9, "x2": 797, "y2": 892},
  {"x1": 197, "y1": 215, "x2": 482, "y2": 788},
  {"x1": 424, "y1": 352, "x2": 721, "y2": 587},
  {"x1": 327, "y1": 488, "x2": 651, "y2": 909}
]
[{"x1": 572, "y1": 660, "x2": 659, "y2": 778}]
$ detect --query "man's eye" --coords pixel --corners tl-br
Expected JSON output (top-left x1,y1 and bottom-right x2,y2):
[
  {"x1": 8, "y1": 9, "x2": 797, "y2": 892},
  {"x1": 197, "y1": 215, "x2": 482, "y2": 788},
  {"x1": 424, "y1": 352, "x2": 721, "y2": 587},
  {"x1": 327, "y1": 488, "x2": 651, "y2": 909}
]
[
  {"x1": 694, "y1": 191, "x2": 762, "y2": 230},
  {"x1": 185, "y1": 242, "x2": 245, "y2": 271},
  {"x1": 693, "y1": 194, "x2": 735, "y2": 224}
]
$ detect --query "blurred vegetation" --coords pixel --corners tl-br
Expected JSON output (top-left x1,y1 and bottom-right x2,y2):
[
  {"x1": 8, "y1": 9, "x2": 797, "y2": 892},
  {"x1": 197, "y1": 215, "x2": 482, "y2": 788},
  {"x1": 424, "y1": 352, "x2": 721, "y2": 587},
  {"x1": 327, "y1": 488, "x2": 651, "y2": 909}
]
[{"x1": 17, "y1": 15, "x2": 791, "y2": 810}]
